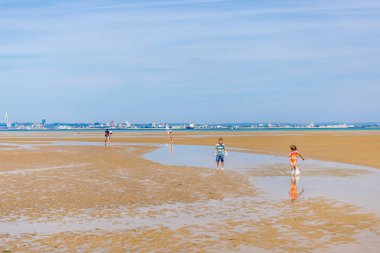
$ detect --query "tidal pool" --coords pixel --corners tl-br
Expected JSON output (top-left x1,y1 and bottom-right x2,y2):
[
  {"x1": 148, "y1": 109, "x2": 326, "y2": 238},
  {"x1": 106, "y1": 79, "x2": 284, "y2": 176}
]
[{"x1": 144, "y1": 144, "x2": 380, "y2": 215}]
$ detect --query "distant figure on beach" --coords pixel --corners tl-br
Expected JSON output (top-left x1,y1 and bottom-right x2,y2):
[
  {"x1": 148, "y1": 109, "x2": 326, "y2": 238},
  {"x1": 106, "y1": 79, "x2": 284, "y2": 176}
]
[
  {"x1": 105, "y1": 129, "x2": 112, "y2": 146},
  {"x1": 215, "y1": 138, "x2": 228, "y2": 171},
  {"x1": 289, "y1": 145, "x2": 305, "y2": 175},
  {"x1": 168, "y1": 130, "x2": 173, "y2": 145},
  {"x1": 289, "y1": 176, "x2": 304, "y2": 201}
]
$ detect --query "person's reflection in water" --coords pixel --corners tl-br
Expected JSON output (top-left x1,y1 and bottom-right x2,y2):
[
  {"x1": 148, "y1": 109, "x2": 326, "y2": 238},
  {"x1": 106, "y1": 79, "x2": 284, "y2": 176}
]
[
  {"x1": 289, "y1": 175, "x2": 304, "y2": 201},
  {"x1": 169, "y1": 143, "x2": 173, "y2": 156}
]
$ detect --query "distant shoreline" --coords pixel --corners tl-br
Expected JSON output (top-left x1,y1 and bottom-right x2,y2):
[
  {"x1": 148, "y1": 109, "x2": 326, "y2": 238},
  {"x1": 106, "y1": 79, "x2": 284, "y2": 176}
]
[{"x1": 1, "y1": 127, "x2": 380, "y2": 132}]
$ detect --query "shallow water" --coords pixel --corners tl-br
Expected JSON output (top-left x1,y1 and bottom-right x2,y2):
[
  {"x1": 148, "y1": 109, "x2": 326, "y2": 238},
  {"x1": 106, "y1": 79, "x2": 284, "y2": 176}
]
[
  {"x1": 144, "y1": 144, "x2": 372, "y2": 171},
  {"x1": 0, "y1": 141, "x2": 159, "y2": 150},
  {"x1": 145, "y1": 144, "x2": 380, "y2": 215},
  {"x1": 0, "y1": 164, "x2": 88, "y2": 175},
  {"x1": 145, "y1": 144, "x2": 286, "y2": 170},
  {"x1": 0, "y1": 196, "x2": 281, "y2": 235}
]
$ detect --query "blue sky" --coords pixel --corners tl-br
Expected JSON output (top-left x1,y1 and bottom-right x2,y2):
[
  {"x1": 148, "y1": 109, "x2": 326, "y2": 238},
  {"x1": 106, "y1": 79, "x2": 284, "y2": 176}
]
[{"x1": 0, "y1": 0, "x2": 379, "y2": 123}]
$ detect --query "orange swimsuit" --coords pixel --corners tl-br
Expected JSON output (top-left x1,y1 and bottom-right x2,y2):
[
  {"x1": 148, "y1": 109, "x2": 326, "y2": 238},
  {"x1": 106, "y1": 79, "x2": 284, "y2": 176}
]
[{"x1": 290, "y1": 151, "x2": 298, "y2": 163}]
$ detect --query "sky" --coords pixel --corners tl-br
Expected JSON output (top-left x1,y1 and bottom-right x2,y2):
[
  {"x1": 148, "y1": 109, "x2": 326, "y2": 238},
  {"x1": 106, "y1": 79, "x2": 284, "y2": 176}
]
[{"x1": 0, "y1": 0, "x2": 379, "y2": 123}]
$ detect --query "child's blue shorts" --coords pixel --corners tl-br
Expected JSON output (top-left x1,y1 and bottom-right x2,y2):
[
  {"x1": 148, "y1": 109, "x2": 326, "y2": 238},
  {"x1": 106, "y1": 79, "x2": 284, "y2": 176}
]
[{"x1": 216, "y1": 154, "x2": 224, "y2": 162}]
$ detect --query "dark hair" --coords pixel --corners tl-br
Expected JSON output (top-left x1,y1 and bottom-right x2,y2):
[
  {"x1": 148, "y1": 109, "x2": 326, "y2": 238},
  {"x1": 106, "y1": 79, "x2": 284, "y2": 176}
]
[
  {"x1": 219, "y1": 138, "x2": 223, "y2": 141},
  {"x1": 290, "y1": 145, "x2": 297, "y2": 151}
]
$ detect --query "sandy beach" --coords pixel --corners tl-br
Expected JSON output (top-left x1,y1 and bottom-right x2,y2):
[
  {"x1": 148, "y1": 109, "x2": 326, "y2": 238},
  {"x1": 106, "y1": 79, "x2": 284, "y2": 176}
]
[
  {"x1": 3, "y1": 0, "x2": 379, "y2": 252},
  {"x1": 1, "y1": 130, "x2": 380, "y2": 252}
]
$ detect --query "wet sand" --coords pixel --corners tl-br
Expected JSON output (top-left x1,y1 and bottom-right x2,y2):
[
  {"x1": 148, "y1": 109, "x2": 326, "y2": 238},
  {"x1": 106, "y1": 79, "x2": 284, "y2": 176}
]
[
  {"x1": 1, "y1": 131, "x2": 380, "y2": 252},
  {"x1": 2, "y1": 130, "x2": 380, "y2": 168}
]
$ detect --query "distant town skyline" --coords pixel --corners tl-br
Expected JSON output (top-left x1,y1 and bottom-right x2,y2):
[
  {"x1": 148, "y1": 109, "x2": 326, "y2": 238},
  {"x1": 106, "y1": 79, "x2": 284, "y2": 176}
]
[
  {"x1": 2, "y1": 113, "x2": 379, "y2": 127},
  {"x1": 1, "y1": 0, "x2": 379, "y2": 123},
  {"x1": 2, "y1": 119, "x2": 380, "y2": 131}
]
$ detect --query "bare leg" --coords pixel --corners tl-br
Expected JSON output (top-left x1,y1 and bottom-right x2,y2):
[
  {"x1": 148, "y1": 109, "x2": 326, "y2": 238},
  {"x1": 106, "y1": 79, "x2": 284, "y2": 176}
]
[{"x1": 290, "y1": 161, "x2": 297, "y2": 173}]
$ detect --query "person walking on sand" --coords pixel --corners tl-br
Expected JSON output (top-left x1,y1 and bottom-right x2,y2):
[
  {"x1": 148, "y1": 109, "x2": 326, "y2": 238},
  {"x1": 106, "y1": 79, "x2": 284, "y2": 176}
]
[
  {"x1": 289, "y1": 145, "x2": 305, "y2": 175},
  {"x1": 168, "y1": 130, "x2": 173, "y2": 145},
  {"x1": 104, "y1": 128, "x2": 112, "y2": 146},
  {"x1": 215, "y1": 138, "x2": 227, "y2": 171}
]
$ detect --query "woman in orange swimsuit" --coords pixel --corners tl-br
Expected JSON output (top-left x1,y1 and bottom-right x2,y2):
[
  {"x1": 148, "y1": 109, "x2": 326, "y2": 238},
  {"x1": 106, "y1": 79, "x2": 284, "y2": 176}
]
[
  {"x1": 168, "y1": 130, "x2": 173, "y2": 144},
  {"x1": 289, "y1": 145, "x2": 305, "y2": 174}
]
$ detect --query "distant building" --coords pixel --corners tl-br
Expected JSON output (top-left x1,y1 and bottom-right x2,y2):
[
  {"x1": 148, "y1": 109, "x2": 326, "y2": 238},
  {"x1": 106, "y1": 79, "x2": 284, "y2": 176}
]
[
  {"x1": 57, "y1": 125, "x2": 72, "y2": 130},
  {"x1": 186, "y1": 123, "x2": 195, "y2": 129},
  {"x1": 125, "y1": 121, "x2": 131, "y2": 128},
  {"x1": 152, "y1": 121, "x2": 156, "y2": 128},
  {"x1": 4, "y1": 112, "x2": 11, "y2": 128},
  {"x1": 15, "y1": 124, "x2": 26, "y2": 130},
  {"x1": 32, "y1": 123, "x2": 43, "y2": 129},
  {"x1": 110, "y1": 121, "x2": 116, "y2": 128}
]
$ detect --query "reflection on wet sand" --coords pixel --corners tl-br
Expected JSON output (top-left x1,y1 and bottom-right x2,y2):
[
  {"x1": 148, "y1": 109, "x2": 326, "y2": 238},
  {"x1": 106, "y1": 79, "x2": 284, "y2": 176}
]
[
  {"x1": 169, "y1": 143, "x2": 173, "y2": 155},
  {"x1": 289, "y1": 175, "x2": 304, "y2": 201}
]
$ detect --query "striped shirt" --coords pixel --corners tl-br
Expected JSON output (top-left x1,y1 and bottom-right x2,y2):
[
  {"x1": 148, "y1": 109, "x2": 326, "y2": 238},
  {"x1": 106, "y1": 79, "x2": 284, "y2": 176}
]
[{"x1": 215, "y1": 144, "x2": 225, "y2": 155}]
